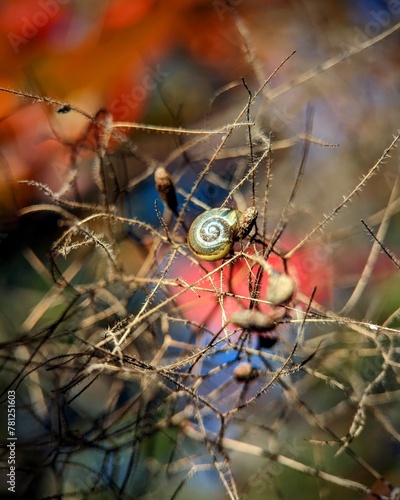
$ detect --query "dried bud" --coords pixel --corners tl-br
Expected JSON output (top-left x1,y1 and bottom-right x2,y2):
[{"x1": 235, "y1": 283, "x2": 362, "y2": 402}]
[
  {"x1": 267, "y1": 271, "x2": 295, "y2": 305},
  {"x1": 154, "y1": 166, "x2": 178, "y2": 214},
  {"x1": 233, "y1": 362, "x2": 258, "y2": 382},
  {"x1": 230, "y1": 309, "x2": 277, "y2": 332},
  {"x1": 235, "y1": 206, "x2": 258, "y2": 240}
]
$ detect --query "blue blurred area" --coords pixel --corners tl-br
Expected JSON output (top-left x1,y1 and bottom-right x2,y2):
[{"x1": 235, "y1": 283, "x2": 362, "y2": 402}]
[
  {"x1": 124, "y1": 158, "x2": 239, "y2": 243},
  {"x1": 350, "y1": 0, "x2": 399, "y2": 27}
]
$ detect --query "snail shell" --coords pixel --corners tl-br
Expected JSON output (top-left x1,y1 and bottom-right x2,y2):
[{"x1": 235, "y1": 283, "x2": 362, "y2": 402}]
[{"x1": 188, "y1": 208, "x2": 241, "y2": 261}]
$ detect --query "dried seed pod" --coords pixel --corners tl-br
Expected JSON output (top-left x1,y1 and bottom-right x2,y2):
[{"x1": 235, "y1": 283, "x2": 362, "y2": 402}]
[
  {"x1": 235, "y1": 206, "x2": 258, "y2": 240},
  {"x1": 267, "y1": 271, "x2": 295, "y2": 305},
  {"x1": 229, "y1": 309, "x2": 278, "y2": 332},
  {"x1": 233, "y1": 362, "x2": 258, "y2": 382},
  {"x1": 154, "y1": 166, "x2": 178, "y2": 214},
  {"x1": 188, "y1": 208, "x2": 241, "y2": 261}
]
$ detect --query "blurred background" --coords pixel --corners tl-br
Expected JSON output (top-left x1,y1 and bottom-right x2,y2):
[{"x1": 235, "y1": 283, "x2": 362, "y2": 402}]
[
  {"x1": 1, "y1": 0, "x2": 400, "y2": 308},
  {"x1": 0, "y1": 0, "x2": 400, "y2": 499}
]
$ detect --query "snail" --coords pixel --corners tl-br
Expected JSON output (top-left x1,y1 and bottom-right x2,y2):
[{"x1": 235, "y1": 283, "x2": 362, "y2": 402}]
[
  {"x1": 188, "y1": 208, "x2": 240, "y2": 261},
  {"x1": 188, "y1": 207, "x2": 257, "y2": 261}
]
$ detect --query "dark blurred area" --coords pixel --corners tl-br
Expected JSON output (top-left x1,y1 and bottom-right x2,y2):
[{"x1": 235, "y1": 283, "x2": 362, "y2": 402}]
[{"x1": 0, "y1": 1, "x2": 400, "y2": 499}]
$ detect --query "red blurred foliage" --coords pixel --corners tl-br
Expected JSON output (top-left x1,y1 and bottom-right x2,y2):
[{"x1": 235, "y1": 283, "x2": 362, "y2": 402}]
[
  {"x1": 103, "y1": 0, "x2": 155, "y2": 29},
  {"x1": 169, "y1": 242, "x2": 333, "y2": 337},
  {"x1": 0, "y1": 0, "x2": 276, "y2": 211}
]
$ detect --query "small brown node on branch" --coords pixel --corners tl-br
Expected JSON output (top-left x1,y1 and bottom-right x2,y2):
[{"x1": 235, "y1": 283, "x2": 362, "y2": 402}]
[
  {"x1": 235, "y1": 206, "x2": 258, "y2": 240},
  {"x1": 154, "y1": 166, "x2": 178, "y2": 214},
  {"x1": 233, "y1": 362, "x2": 258, "y2": 383}
]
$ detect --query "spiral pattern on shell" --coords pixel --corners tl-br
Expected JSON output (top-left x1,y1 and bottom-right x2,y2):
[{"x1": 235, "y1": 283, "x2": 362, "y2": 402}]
[{"x1": 188, "y1": 208, "x2": 241, "y2": 261}]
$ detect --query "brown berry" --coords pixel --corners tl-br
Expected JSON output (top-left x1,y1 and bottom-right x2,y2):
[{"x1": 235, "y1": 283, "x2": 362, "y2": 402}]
[
  {"x1": 267, "y1": 271, "x2": 295, "y2": 305},
  {"x1": 230, "y1": 309, "x2": 277, "y2": 332},
  {"x1": 233, "y1": 362, "x2": 258, "y2": 382}
]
